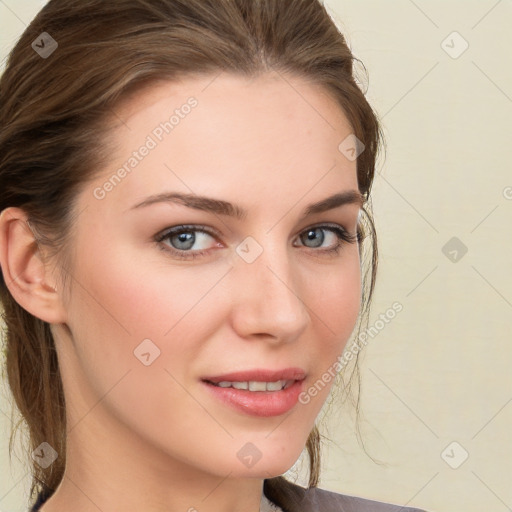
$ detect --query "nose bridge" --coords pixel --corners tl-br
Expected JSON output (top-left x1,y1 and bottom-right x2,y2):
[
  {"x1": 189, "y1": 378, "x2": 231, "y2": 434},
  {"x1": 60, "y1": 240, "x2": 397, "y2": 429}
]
[{"x1": 230, "y1": 233, "x2": 310, "y2": 340}]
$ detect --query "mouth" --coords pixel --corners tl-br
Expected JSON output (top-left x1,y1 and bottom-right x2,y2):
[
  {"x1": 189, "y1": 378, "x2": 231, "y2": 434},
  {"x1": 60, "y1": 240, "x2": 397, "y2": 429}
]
[
  {"x1": 200, "y1": 368, "x2": 307, "y2": 417},
  {"x1": 202, "y1": 379, "x2": 295, "y2": 392},
  {"x1": 201, "y1": 367, "x2": 306, "y2": 390}
]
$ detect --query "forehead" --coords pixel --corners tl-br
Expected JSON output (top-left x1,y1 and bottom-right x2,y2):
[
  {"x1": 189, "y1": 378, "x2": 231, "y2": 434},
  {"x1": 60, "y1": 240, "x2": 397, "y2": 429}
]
[
  {"x1": 84, "y1": 72, "x2": 359, "y2": 215},
  {"x1": 116, "y1": 71, "x2": 350, "y2": 127}
]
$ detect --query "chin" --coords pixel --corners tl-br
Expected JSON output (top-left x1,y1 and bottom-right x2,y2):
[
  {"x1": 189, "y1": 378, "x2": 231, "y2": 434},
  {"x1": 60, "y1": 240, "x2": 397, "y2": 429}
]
[{"x1": 232, "y1": 442, "x2": 305, "y2": 479}]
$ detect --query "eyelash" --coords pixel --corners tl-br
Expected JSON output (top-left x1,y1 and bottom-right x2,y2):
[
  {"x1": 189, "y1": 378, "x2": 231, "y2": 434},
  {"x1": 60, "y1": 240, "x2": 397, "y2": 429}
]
[{"x1": 154, "y1": 223, "x2": 360, "y2": 261}]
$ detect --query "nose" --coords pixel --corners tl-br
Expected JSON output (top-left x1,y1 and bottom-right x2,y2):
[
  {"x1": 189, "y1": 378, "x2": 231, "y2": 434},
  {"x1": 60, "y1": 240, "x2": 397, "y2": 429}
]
[{"x1": 229, "y1": 239, "x2": 310, "y2": 343}]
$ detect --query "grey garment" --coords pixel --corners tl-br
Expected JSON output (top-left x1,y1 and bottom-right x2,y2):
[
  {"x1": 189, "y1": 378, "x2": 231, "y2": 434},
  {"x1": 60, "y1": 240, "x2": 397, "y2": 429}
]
[
  {"x1": 266, "y1": 478, "x2": 428, "y2": 512},
  {"x1": 30, "y1": 479, "x2": 427, "y2": 512},
  {"x1": 261, "y1": 491, "x2": 284, "y2": 511}
]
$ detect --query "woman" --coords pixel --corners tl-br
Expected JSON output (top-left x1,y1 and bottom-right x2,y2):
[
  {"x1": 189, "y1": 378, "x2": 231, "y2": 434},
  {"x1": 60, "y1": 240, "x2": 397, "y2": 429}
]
[{"x1": 0, "y1": 1, "x2": 427, "y2": 511}]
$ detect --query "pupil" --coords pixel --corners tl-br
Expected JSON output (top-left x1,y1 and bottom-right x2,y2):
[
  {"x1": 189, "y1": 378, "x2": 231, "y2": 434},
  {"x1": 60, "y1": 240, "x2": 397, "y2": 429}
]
[
  {"x1": 304, "y1": 228, "x2": 323, "y2": 248},
  {"x1": 174, "y1": 232, "x2": 195, "y2": 250}
]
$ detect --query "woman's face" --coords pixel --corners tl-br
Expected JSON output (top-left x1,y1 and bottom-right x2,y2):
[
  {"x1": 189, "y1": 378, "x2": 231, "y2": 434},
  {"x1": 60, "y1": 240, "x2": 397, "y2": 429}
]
[{"x1": 55, "y1": 72, "x2": 363, "y2": 480}]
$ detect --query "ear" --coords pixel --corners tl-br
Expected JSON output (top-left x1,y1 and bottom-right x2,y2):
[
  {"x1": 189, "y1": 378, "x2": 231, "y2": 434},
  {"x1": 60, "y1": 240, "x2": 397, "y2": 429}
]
[{"x1": 0, "y1": 207, "x2": 67, "y2": 324}]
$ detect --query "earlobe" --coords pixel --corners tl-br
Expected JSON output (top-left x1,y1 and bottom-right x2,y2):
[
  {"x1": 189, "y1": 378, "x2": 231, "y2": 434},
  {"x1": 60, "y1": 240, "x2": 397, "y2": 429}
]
[{"x1": 0, "y1": 207, "x2": 67, "y2": 324}]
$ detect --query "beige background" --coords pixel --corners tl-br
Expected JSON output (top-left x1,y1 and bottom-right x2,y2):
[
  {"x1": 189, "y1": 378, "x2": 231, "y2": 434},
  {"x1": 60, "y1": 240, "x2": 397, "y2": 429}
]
[{"x1": 1, "y1": 1, "x2": 511, "y2": 511}]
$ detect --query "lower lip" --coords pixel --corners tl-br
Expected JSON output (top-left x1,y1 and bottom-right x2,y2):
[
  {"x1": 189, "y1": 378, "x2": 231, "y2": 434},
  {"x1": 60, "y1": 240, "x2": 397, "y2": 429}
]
[{"x1": 202, "y1": 379, "x2": 304, "y2": 417}]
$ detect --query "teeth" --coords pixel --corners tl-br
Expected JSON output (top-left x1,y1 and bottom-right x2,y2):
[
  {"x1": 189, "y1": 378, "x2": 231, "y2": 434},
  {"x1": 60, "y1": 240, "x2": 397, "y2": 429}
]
[
  {"x1": 249, "y1": 381, "x2": 267, "y2": 391},
  {"x1": 212, "y1": 380, "x2": 289, "y2": 391},
  {"x1": 265, "y1": 381, "x2": 284, "y2": 391}
]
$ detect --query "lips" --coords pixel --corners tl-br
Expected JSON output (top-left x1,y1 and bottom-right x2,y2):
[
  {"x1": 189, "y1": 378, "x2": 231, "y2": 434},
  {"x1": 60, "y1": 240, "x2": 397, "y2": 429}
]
[
  {"x1": 202, "y1": 367, "x2": 306, "y2": 384},
  {"x1": 200, "y1": 367, "x2": 307, "y2": 417}
]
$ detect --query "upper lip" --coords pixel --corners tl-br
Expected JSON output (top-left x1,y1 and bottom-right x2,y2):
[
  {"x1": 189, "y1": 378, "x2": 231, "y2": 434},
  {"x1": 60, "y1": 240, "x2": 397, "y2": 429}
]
[{"x1": 202, "y1": 367, "x2": 306, "y2": 384}]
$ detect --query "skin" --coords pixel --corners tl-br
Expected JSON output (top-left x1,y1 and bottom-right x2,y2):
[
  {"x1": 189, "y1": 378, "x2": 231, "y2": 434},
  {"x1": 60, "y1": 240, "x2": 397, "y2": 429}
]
[{"x1": 0, "y1": 72, "x2": 363, "y2": 512}]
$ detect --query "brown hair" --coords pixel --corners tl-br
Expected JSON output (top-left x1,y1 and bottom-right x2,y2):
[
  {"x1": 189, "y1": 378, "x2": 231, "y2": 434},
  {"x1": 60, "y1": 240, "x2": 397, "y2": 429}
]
[{"x1": 0, "y1": 0, "x2": 383, "y2": 507}]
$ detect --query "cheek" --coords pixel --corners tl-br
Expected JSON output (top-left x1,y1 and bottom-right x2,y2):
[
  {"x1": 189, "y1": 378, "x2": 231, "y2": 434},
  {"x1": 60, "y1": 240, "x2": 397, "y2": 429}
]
[
  {"x1": 300, "y1": 252, "x2": 361, "y2": 405},
  {"x1": 308, "y1": 250, "x2": 362, "y2": 346},
  {"x1": 86, "y1": 264, "x2": 204, "y2": 340},
  {"x1": 65, "y1": 238, "x2": 233, "y2": 374},
  {"x1": 62, "y1": 246, "x2": 236, "y2": 458}
]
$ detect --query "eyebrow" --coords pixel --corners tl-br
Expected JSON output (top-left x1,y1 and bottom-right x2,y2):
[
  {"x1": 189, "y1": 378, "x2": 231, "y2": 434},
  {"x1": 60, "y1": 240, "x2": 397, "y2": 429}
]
[{"x1": 130, "y1": 189, "x2": 364, "y2": 220}]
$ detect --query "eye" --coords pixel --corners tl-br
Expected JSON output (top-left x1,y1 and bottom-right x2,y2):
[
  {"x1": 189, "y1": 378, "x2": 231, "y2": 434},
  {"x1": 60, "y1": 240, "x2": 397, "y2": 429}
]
[
  {"x1": 294, "y1": 224, "x2": 358, "y2": 255},
  {"x1": 154, "y1": 223, "x2": 359, "y2": 261},
  {"x1": 155, "y1": 225, "x2": 220, "y2": 260}
]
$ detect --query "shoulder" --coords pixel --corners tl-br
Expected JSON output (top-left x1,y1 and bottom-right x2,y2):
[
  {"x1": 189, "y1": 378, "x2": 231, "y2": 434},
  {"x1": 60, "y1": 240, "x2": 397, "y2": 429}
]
[{"x1": 264, "y1": 477, "x2": 428, "y2": 512}]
